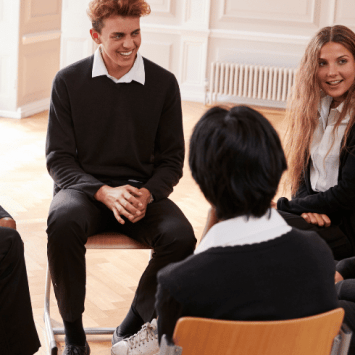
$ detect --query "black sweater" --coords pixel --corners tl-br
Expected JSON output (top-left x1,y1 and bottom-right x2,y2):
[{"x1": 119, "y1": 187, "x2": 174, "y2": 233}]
[
  {"x1": 155, "y1": 228, "x2": 338, "y2": 343},
  {"x1": 46, "y1": 56, "x2": 184, "y2": 201}
]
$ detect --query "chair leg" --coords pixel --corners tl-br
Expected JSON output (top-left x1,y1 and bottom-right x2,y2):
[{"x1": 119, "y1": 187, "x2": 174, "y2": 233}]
[
  {"x1": 43, "y1": 262, "x2": 115, "y2": 354},
  {"x1": 44, "y1": 262, "x2": 58, "y2": 355},
  {"x1": 43, "y1": 247, "x2": 151, "y2": 353}
]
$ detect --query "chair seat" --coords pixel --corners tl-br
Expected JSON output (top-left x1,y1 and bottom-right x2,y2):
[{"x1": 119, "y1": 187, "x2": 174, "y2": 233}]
[{"x1": 86, "y1": 232, "x2": 151, "y2": 249}]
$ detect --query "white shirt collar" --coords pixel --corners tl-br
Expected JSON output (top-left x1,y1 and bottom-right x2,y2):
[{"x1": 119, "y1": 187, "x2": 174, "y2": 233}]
[
  {"x1": 92, "y1": 45, "x2": 145, "y2": 85},
  {"x1": 194, "y1": 209, "x2": 291, "y2": 254},
  {"x1": 319, "y1": 95, "x2": 348, "y2": 129}
]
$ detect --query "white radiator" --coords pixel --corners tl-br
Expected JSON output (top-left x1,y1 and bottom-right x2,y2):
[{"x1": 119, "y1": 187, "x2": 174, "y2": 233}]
[{"x1": 207, "y1": 62, "x2": 297, "y2": 106}]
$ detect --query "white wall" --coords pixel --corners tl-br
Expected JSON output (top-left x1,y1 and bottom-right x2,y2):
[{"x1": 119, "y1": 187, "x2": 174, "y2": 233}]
[
  {"x1": 60, "y1": 0, "x2": 93, "y2": 68},
  {"x1": 140, "y1": 0, "x2": 211, "y2": 102},
  {"x1": 0, "y1": 0, "x2": 62, "y2": 118},
  {"x1": 8, "y1": 0, "x2": 355, "y2": 116},
  {"x1": 0, "y1": 0, "x2": 21, "y2": 115},
  {"x1": 138, "y1": 0, "x2": 355, "y2": 105}
]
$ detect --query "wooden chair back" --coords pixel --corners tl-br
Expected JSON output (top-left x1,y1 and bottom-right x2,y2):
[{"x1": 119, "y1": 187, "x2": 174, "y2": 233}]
[{"x1": 172, "y1": 308, "x2": 344, "y2": 355}]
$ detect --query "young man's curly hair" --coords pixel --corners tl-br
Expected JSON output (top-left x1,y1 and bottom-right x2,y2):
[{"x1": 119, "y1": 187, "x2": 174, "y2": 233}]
[{"x1": 87, "y1": 0, "x2": 151, "y2": 33}]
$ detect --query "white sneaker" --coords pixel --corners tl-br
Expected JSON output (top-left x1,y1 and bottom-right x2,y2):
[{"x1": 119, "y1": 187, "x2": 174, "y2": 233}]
[{"x1": 111, "y1": 318, "x2": 159, "y2": 355}]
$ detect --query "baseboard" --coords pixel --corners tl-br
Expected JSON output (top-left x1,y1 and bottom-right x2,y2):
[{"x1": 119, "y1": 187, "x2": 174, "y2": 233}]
[
  {"x1": 206, "y1": 94, "x2": 287, "y2": 109},
  {"x1": 181, "y1": 89, "x2": 206, "y2": 103},
  {"x1": 0, "y1": 98, "x2": 50, "y2": 119}
]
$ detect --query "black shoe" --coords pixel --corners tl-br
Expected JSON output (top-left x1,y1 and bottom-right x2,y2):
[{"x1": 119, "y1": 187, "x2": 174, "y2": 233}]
[
  {"x1": 63, "y1": 341, "x2": 90, "y2": 355},
  {"x1": 112, "y1": 326, "x2": 131, "y2": 346}
]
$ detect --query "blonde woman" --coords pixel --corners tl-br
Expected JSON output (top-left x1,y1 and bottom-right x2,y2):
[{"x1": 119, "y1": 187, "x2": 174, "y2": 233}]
[{"x1": 276, "y1": 25, "x2": 355, "y2": 260}]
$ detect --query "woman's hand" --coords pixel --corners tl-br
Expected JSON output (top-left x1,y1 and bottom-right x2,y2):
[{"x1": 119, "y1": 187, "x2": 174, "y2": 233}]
[{"x1": 301, "y1": 212, "x2": 331, "y2": 227}]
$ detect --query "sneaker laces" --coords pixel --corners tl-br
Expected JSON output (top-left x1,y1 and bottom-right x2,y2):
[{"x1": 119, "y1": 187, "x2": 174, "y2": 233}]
[{"x1": 126, "y1": 321, "x2": 158, "y2": 349}]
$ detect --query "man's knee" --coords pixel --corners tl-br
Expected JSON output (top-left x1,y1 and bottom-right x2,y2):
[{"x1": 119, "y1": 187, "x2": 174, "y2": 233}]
[
  {"x1": 158, "y1": 216, "x2": 196, "y2": 257},
  {"x1": 47, "y1": 191, "x2": 93, "y2": 249},
  {"x1": 47, "y1": 205, "x2": 84, "y2": 245},
  {"x1": 0, "y1": 227, "x2": 23, "y2": 269},
  {"x1": 0, "y1": 226, "x2": 22, "y2": 247}
]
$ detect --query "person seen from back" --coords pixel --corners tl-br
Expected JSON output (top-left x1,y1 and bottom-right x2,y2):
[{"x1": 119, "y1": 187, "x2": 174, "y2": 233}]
[{"x1": 155, "y1": 105, "x2": 339, "y2": 345}]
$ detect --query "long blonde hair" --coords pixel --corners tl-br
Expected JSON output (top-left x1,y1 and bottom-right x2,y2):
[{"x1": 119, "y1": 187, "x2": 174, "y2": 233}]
[{"x1": 284, "y1": 25, "x2": 355, "y2": 196}]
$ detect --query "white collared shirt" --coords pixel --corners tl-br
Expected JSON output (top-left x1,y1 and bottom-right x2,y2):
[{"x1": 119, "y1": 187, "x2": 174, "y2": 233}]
[
  {"x1": 310, "y1": 95, "x2": 350, "y2": 192},
  {"x1": 92, "y1": 45, "x2": 145, "y2": 85},
  {"x1": 194, "y1": 209, "x2": 291, "y2": 254}
]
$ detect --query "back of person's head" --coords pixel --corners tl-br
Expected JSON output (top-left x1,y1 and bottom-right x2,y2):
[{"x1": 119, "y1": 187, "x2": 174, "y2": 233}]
[
  {"x1": 189, "y1": 105, "x2": 287, "y2": 220},
  {"x1": 87, "y1": 0, "x2": 151, "y2": 33}
]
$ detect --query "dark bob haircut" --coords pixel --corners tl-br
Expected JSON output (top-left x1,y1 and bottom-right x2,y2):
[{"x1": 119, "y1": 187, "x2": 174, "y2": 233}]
[
  {"x1": 189, "y1": 105, "x2": 287, "y2": 220},
  {"x1": 87, "y1": 0, "x2": 151, "y2": 33}
]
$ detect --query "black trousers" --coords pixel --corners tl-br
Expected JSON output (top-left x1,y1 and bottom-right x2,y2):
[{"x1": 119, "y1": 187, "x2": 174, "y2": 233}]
[
  {"x1": 278, "y1": 210, "x2": 353, "y2": 260},
  {"x1": 0, "y1": 227, "x2": 40, "y2": 355},
  {"x1": 47, "y1": 189, "x2": 196, "y2": 323}
]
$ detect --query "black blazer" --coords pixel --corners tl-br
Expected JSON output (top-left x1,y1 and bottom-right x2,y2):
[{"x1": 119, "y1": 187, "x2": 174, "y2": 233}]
[{"x1": 277, "y1": 125, "x2": 355, "y2": 248}]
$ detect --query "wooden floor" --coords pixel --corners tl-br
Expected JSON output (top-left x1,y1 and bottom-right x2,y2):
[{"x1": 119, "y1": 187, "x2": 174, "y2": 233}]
[{"x1": 0, "y1": 101, "x2": 286, "y2": 355}]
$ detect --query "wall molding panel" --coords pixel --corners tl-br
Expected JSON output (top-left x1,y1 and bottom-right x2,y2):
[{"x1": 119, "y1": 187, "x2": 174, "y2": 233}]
[
  {"x1": 22, "y1": 30, "x2": 61, "y2": 45},
  {"x1": 218, "y1": 0, "x2": 320, "y2": 27},
  {"x1": 140, "y1": 40, "x2": 173, "y2": 72},
  {"x1": 60, "y1": 0, "x2": 92, "y2": 68},
  {"x1": 19, "y1": 43, "x2": 59, "y2": 106},
  {"x1": 180, "y1": 38, "x2": 208, "y2": 102},
  {"x1": 0, "y1": 0, "x2": 61, "y2": 118},
  {"x1": 149, "y1": 0, "x2": 174, "y2": 16},
  {"x1": 184, "y1": 0, "x2": 211, "y2": 27},
  {"x1": 181, "y1": 40, "x2": 206, "y2": 85},
  {"x1": 209, "y1": 29, "x2": 310, "y2": 45},
  {"x1": 30, "y1": 0, "x2": 60, "y2": 18},
  {"x1": 332, "y1": 0, "x2": 355, "y2": 28},
  {"x1": 61, "y1": 38, "x2": 92, "y2": 69},
  {"x1": 22, "y1": 0, "x2": 61, "y2": 33}
]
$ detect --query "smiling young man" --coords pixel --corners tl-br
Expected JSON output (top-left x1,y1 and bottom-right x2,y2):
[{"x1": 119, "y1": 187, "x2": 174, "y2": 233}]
[{"x1": 45, "y1": 1, "x2": 196, "y2": 355}]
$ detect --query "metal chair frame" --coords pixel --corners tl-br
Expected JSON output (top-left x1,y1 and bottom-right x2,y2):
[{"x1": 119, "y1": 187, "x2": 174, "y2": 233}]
[{"x1": 44, "y1": 232, "x2": 152, "y2": 355}]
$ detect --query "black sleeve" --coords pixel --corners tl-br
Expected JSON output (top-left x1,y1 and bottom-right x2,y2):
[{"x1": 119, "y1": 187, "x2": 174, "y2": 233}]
[
  {"x1": 293, "y1": 177, "x2": 309, "y2": 199},
  {"x1": 336, "y1": 257, "x2": 355, "y2": 280},
  {"x1": 155, "y1": 282, "x2": 183, "y2": 345},
  {"x1": 143, "y1": 76, "x2": 184, "y2": 201},
  {"x1": 335, "y1": 279, "x2": 355, "y2": 303},
  {"x1": 0, "y1": 206, "x2": 12, "y2": 219},
  {"x1": 277, "y1": 133, "x2": 355, "y2": 216},
  {"x1": 46, "y1": 73, "x2": 104, "y2": 198}
]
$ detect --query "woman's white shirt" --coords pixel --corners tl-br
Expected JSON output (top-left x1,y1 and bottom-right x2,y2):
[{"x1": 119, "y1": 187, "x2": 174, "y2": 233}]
[{"x1": 310, "y1": 95, "x2": 350, "y2": 192}]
